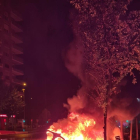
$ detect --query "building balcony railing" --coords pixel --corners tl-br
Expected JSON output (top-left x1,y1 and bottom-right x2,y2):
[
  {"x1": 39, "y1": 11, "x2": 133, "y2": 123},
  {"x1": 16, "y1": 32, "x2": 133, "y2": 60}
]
[
  {"x1": 12, "y1": 45, "x2": 23, "y2": 54},
  {"x1": 11, "y1": 19, "x2": 23, "y2": 32},
  {"x1": 0, "y1": 30, "x2": 2, "y2": 43},
  {"x1": 10, "y1": 10, "x2": 22, "y2": 21},
  {"x1": 11, "y1": 32, "x2": 23, "y2": 44},
  {"x1": 12, "y1": 55, "x2": 23, "y2": 64},
  {"x1": 0, "y1": 37, "x2": 2, "y2": 44},
  {"x1": 0, "y1": 47, "x2": 2, "y2": 55},
  {"x1": 0, "y1": 63, "x2": 3, "y2": 68},
  {"x1": 12, "y1": 78, "x2": 23, "y2": 85},
  {"x1": 3, "y1": 29, "x2": 10, "y2": 37},
  {"x1": 12, "y1": 68, "x2": 24, "y2": 75},
  {"x1": 0, "y1": 8, "x2": 2, "y2": 18},
  {"x1": 3, "y1": 17, "x2": 9, "y2": 24}
]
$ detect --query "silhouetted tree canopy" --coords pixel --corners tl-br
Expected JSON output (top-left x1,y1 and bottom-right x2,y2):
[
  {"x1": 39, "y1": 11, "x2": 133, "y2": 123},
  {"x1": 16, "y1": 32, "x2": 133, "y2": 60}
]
[
  {"x1": 0, "y1": 81, "x2": 25, "y2": 116},
  {"x1": 70, "y1": 0, "x2": 140, "y2": 108}
]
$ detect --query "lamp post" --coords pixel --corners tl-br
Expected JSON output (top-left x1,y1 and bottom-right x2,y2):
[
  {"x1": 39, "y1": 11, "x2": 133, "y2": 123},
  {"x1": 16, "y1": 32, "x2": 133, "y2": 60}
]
[{"x1": 22, "y1": 82, "x2": 26, "y2": 120}]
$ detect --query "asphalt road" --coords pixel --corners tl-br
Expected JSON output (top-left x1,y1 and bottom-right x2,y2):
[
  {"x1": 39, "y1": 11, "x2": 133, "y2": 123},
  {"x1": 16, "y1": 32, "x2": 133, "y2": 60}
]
[{"x1": 0, "y1": 132, "x2": 47, "y2": 140}]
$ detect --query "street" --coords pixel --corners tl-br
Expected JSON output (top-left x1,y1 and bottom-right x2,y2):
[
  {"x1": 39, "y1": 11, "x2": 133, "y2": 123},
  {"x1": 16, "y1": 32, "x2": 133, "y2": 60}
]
[{"x1": 0, "y1": 131, "x2": 47, "y2": 140}]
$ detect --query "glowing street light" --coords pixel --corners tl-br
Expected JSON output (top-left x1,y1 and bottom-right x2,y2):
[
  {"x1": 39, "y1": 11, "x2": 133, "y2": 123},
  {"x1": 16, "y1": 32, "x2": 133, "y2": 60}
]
[{"x1": 23, "y1": 82, "x2": 26, "y2": 86}]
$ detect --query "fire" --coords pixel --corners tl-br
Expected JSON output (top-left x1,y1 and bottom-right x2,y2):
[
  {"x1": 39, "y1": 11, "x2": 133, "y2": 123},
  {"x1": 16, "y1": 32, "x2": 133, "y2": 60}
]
[{"x1": 46, "y1": 112, "x2": 103, "y2": 140}]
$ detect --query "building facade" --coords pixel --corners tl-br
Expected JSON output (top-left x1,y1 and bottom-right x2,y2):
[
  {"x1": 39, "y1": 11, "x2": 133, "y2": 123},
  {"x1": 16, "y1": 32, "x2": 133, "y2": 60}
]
[{"x1": 0, "y1": 0, "x2": 24, "y2": 87}]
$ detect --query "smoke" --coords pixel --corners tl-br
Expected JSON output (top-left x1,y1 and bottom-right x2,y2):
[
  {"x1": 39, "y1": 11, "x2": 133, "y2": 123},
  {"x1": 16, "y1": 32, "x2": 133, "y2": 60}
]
[
  {"x1": 108, "y1": 96, "x2": 140, "y2": 121},
  {"x1": 66, "y1": 87, "x2": 87, "y2": 112},
  {"x1": 63, "y1": 24, "x2": 104, "y2": 132},
  {"x1": 64, "y1": 35, "x2": 84, "y2": 81}
]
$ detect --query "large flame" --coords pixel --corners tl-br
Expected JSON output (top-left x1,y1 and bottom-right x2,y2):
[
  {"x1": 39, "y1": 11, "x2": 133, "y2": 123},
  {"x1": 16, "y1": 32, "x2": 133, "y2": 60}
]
[{"x1": 47, "y1": 112, "x2": 103, "y2": 140}]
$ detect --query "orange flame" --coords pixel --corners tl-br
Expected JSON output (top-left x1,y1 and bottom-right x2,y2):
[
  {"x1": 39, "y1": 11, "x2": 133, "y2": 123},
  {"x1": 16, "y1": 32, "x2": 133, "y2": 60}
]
[{"x1": 47, "y1": 112, "x2": 103, "y2": 140}]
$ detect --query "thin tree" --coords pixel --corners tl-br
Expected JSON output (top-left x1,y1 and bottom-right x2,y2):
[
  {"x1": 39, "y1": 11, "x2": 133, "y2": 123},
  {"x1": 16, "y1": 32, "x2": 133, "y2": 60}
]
[
  {"x1": 70, "y1": 0, "x2": 140, "y2": 139},
  {"x1": 1, "y1": 86, "x2": 25, "y2": 117}
]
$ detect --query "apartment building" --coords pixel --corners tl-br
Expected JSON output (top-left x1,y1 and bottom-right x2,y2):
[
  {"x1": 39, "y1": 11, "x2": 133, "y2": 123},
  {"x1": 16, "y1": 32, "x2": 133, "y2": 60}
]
[{"x1": 0, "y1": 0, "x2": 24, "y2": 87}]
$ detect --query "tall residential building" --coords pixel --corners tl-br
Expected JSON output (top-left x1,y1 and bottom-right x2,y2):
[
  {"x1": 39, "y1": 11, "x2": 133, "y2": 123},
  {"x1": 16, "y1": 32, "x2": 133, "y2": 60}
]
[{"x1": 0, "y1": 0, "x2": 24, "y2": 87}]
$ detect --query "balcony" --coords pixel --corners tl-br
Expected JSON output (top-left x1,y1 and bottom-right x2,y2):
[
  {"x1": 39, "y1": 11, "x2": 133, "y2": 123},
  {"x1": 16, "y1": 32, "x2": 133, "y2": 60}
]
[
  {"x1": 12, "y1": 68, "x2": 24, "y2": 75},
  {"x1": 0, "y1": 47, "x2": 2, "y2": 55},
  {"x1": 11, "y1": 19, "x2": 23, "y2": 32},
  {"x1": 0, "y1": 63, "x2": 3, "y2": 68},
  {"x1": 12, "y1": 78, "x2": 23, "y2": 85},
  {"x1": 10, "y1": 10, "x2": 22, "y2": 21},
  {"x1": 3, "y1": 16, "x2": 9, "y2": 25},
  {"x1": 12, "y1": 55, "x2": 23, "y2": 64},
  {"x1": 0, "y1": 30, "x2": 2, "y2": 43},
  {"x1": 3, "y1": 29, "x2": 10, "y2": 38},
  {"x1": 0, "y1": 37, "x2": 2, "y2": 44},
  {"x1": 12, "y1": 45, "x2": 23, "y2": 54},
  {"x1": 0, "y1": 8, "x2": 2, "y2": 18},
  {"x1": 11, "y1": 32, "x2": 23, "y2": 44}
]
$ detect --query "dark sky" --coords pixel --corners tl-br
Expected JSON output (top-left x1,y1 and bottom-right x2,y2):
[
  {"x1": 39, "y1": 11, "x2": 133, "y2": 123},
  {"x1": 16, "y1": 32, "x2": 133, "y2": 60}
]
[{"x1": 13, "y1": 0, "x2": 80, "y2": 121}]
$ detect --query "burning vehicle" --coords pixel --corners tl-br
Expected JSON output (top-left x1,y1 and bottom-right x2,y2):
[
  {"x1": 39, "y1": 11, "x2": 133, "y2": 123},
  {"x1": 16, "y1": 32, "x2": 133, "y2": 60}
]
[
  {"x1": 46, "y1": 112, "x2": 103, "y2": 140},
  {"x1": 46, "y1": 90, "x2": 140, "y2": 140}
]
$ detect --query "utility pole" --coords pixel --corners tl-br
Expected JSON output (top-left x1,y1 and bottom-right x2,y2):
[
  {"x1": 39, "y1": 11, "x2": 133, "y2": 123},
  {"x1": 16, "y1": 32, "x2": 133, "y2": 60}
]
[
  {"x1": 22, "y1": 88, "x2": 25, "y2": 120},
  {"x1": 22, "y1": 82, "x2": 26, "y2": 120}
]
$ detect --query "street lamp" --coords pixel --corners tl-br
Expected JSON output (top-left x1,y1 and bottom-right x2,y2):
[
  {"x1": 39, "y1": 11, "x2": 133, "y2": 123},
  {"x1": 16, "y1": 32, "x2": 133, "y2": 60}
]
[
  {"x1": 22, "y1": 82, "x2": 26, "y2": 120},
  {"x1": 23, "y1": 83, "x2": 26, "y2": 86}
]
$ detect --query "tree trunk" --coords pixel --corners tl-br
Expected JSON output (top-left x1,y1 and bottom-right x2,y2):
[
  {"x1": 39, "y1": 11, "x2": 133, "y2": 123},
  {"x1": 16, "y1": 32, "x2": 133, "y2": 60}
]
[
  {"x1": 104, "y1": 105, "x2": 107, "y2": 140},
  {"x1": 136, "y1": 118, "x2": 138, "y2": 140},
  {"x1": 120, "y1": 121, "x2": 124, "y2": 140},
  {"x1": 104, "y1": 70, "x2": 111, "y2": 140},
  {"x1": 130, "y1": 120, "x2": 133, "y2": 140}
]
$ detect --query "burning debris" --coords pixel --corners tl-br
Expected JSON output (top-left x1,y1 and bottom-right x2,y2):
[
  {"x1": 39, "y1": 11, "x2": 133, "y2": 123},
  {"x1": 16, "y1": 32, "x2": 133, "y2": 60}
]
[
  {"x1": 47, "y1": 130, "x2": 65, "y2": 140},
  {"x1": 46, "y1": 92, "x2": 140, "y2": 140},
  {"x1": 47, "y1": 112, "x2": 103, "y2": 140}
]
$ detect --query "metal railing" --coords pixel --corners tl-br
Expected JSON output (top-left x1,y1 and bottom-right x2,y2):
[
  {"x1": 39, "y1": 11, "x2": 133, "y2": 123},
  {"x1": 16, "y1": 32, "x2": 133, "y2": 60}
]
[
  {"x1": 11, "y1": 19, "x2": 23, "y2": 32},
  {"x1": 10, "y1": 9, "x2": 22, "y2": 21},
  {"x1": 12, "y1": 68, "x2": 24, "y2": 75},
  {"x1": 12, "y1": 45, "x2": 23, "y2": 53},
  {"x1": 12, "y1": 55, "x2": 23, "y2": 64},
  {"x1": 0, "y1": 63, "x2": 3, "y2": 67},
  {"x1": 12, "y1": 78, "x2": 23, "y2": 85},
  {"x1": 11, "y1": 32, "x2": 23, "y2": 42}
]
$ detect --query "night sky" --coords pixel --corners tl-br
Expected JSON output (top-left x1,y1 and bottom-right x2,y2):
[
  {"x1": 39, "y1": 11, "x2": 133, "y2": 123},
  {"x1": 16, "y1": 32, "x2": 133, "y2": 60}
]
[
  {"x1": 12, "y1": 0, "x2": 140, "y2": 121},
  {"x1": 12, "y1": 0, "x2": 80, "y2": 121}
]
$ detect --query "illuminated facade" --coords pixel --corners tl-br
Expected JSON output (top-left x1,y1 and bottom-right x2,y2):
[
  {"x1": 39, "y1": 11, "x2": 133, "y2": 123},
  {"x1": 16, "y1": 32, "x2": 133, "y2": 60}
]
[{"x1": 0, "y1": 0, "x2": 24, "y2": 86}]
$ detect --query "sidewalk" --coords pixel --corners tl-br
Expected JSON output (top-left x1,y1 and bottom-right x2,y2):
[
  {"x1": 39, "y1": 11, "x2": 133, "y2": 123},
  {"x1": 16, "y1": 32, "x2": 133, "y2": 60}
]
[{"x1": 0, "y1": 130, "x2": 28, "y2": 135}]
